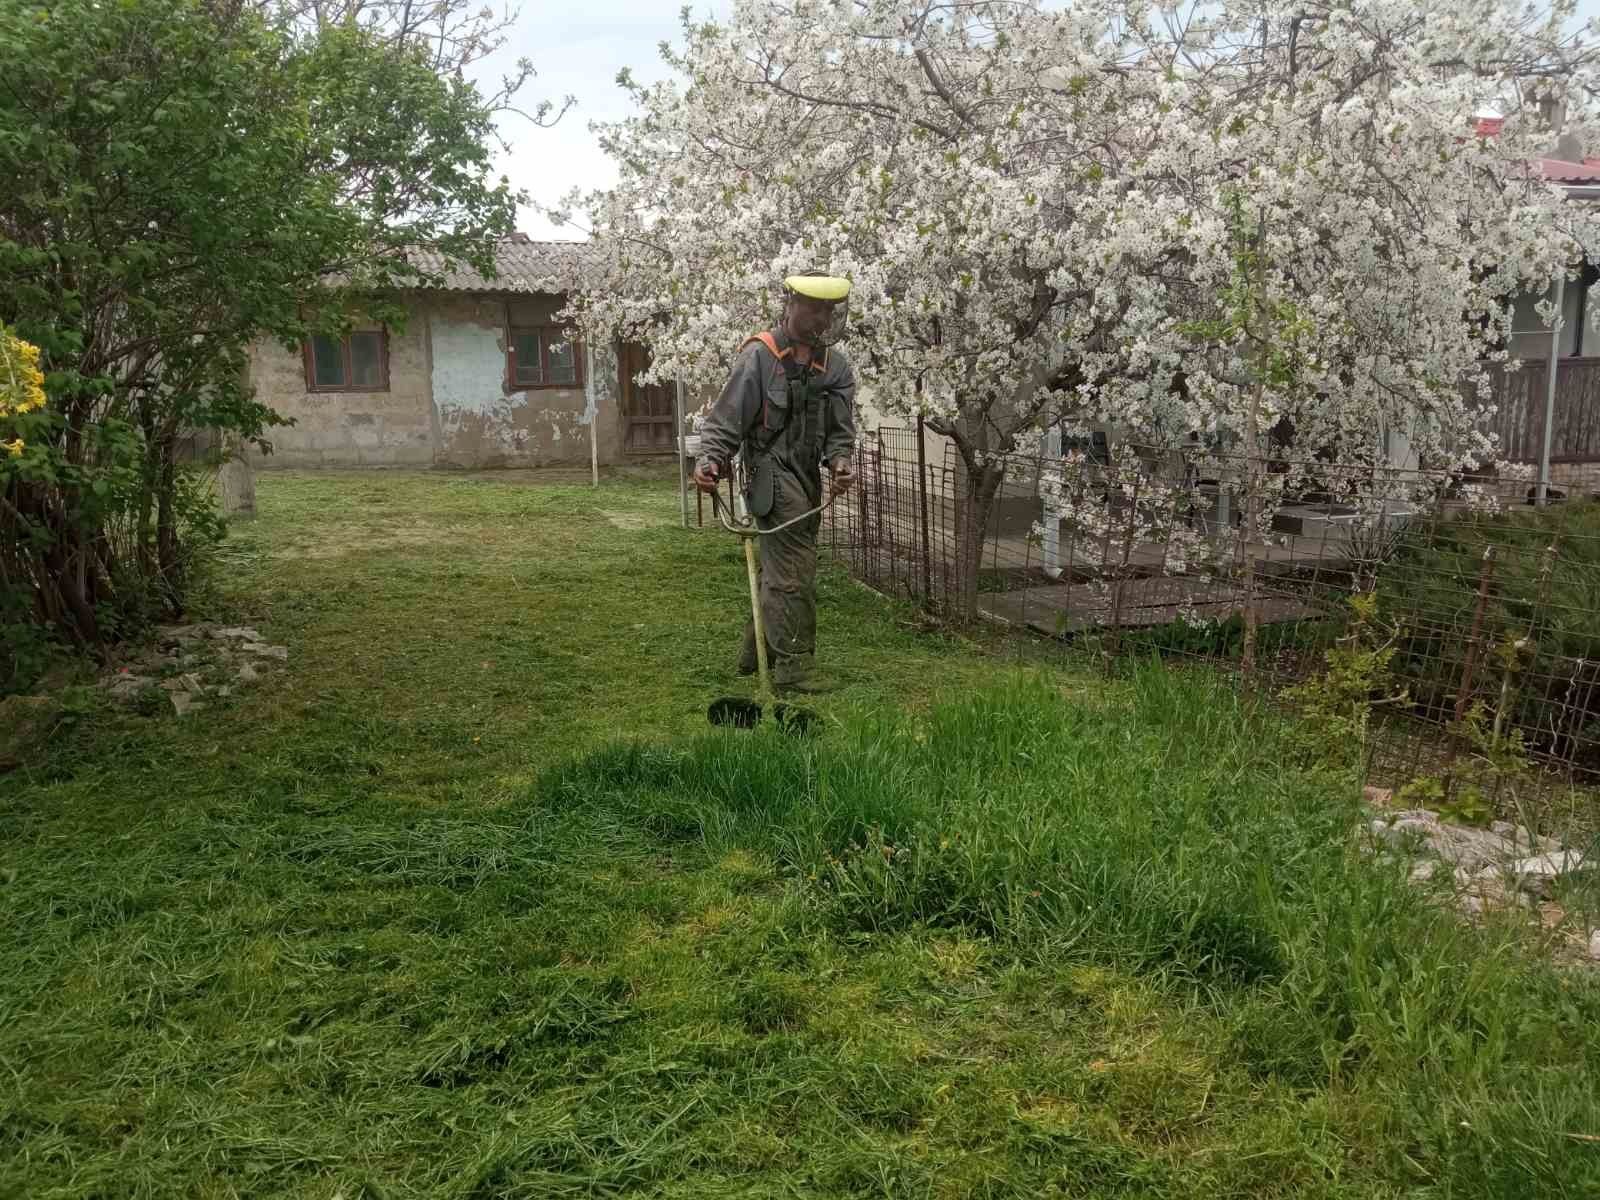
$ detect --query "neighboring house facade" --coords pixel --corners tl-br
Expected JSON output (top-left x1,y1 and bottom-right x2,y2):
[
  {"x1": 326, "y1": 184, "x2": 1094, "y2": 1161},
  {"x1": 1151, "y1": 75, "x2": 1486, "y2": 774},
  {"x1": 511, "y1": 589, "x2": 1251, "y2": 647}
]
[
  {"x1": 1477, "y1": 154, "x2": 1600, "y2": 493},
  {"x1": 246, "y1": 236, "x2": 679, "y2": 470}
]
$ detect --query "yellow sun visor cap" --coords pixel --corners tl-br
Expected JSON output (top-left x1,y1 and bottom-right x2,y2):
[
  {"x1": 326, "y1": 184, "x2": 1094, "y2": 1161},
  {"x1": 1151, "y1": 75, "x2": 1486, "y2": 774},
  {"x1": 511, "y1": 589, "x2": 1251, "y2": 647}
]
[{"x1": 785, "y1": 275, "x2": 851, "y2": 301}]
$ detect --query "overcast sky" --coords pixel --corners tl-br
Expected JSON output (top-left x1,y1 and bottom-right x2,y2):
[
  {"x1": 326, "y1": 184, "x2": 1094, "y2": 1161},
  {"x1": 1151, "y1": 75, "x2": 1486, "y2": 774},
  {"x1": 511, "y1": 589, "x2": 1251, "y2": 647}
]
[
  {"x1": 472, "y1": 2, "x2": 731, "y2": 239},
  {"x1": 482, "y1": 0, "x2": 1600, "y2": 240}
]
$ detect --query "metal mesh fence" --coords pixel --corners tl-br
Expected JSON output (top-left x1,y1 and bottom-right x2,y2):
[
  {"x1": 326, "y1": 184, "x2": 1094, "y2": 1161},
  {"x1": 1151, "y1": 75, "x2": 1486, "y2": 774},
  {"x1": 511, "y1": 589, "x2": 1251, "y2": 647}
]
[
  {"x1": 823, "y1": 427, "x2": 1600, "y2": 835},
  {"x1": 824, "y1": 425, "x2": 959, "y2": 610}
]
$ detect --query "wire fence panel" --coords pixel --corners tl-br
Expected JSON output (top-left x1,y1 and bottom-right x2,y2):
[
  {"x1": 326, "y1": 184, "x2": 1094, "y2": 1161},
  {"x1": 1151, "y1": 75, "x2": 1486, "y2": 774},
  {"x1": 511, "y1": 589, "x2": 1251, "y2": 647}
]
[
  {"x1": 825, "y1": 428, "x2": 1600, "y2": 830},
  {"x1": 824, "y1": 425, "x2": 962, "y2": 612}
]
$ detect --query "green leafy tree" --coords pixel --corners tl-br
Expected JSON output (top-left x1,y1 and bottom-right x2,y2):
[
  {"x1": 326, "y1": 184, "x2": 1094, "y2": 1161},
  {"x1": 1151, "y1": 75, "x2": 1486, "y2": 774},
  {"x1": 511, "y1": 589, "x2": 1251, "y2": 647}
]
[{"x1": 0, "y1": 0, "x2": 519, "y2": 678}]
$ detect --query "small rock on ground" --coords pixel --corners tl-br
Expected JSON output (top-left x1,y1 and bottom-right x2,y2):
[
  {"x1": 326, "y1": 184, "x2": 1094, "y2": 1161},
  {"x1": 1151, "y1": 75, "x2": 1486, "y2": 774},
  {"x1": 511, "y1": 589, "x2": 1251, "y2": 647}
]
[
  {"x1": 1505, "y1": 851, "x2": 1587, "y2": 899},
  {"x1": 104, "y1": 620, "x2": 280, "y2": 712},
  {"x1": 1373, "y1": 808, "x2": 1576, "y2": 876},
  {"x1": 157, "y1": 623, "x2": 214, "y2": 642},
  {"x1": 1489, "y1": 821, "x2": 1564, "y2": 854},
  {"x1": 106, "y1": 674, "x2": 156, "y2": 699}
]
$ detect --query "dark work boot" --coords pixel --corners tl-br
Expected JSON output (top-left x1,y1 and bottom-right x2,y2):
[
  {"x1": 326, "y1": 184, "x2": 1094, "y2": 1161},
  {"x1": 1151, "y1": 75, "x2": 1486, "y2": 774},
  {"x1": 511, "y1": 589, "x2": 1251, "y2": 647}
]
[{"x1": 774, "y1": 654, "x2": 836, "y2": 695}]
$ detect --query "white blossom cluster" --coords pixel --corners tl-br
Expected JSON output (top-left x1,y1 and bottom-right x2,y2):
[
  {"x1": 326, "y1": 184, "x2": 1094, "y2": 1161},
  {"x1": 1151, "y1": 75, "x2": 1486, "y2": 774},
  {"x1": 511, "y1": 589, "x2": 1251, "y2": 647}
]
[{"x1": 551, "y1": 0, "x2": 1600, "y2": 487}]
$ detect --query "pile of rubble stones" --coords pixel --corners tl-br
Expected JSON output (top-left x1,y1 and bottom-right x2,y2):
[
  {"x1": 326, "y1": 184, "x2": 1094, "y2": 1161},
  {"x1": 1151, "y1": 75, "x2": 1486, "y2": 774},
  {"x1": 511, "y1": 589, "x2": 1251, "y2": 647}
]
[
  {"x1": 102, "y1": 622, "x2": 287, "y2": 716},
  {"x1": 1367, "y1": 787, "x2": 1599, "y2": 964}
]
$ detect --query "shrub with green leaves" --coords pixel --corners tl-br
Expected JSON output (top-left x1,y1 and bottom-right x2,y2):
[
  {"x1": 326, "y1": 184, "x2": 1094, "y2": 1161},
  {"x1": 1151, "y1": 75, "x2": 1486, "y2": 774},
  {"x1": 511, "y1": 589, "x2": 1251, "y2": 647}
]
[
  {"x1": 0, "y1": 0, "x2": 517, "y2": 686},
  {"x1": 1282, "y1": 591, "x2": 1407, "y2": 768}
]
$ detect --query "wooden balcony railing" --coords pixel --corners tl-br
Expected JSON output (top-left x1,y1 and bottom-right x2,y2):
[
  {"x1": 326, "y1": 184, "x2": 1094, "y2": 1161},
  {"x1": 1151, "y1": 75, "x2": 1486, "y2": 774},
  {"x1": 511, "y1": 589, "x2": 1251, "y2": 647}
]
[{"x1": 1474, "y1": 357, "x2": 1600, "y2": 463}]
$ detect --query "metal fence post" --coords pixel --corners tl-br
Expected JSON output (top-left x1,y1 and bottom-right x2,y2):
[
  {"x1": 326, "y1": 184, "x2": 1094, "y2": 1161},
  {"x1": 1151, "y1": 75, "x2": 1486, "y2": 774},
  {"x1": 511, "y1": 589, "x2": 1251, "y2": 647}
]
[
  {"x1": 675, "y1": 380, "x2": 689, "y2": 527},
  {"x1": 1539, "y1": 271, "x2": 1565, "y2": 507},
  {"x1": 917, "y1": 416, "x2": 932, "y2": 607},
  {"x1": 1453, "y1": 545, "x2": 1497, "y2": 727}
]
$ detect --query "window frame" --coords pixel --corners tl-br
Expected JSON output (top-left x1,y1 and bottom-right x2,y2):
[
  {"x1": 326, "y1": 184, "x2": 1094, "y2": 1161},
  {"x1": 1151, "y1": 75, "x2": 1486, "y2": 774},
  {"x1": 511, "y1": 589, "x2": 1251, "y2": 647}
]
[
  {"x1": 1568, "y1": 273, "x2": 1592, "y2": 358},
  {"x1": 1506, "y1": 263, "x2": 1600, "y2": 361},
  {"x1": 507, "y1": 324, "x2": 584, "y2": 390},
  {"x1": 302, "y1": 328, "x2": 390, "y2": 393}
]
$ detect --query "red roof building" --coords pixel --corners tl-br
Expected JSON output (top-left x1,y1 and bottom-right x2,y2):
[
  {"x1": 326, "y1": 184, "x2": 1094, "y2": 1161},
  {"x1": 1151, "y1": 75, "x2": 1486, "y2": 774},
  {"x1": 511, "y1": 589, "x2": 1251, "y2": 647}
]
[{"x1": 1532, "y1": 157, "x2": 1600, "y2": 184}]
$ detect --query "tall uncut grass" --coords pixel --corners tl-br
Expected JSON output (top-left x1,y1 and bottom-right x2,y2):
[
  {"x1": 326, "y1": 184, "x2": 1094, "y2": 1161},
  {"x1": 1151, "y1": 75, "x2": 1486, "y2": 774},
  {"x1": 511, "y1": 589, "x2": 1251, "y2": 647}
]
[{"x1": 542, "y1": 664, "x2": 1600, "y2": 1197}]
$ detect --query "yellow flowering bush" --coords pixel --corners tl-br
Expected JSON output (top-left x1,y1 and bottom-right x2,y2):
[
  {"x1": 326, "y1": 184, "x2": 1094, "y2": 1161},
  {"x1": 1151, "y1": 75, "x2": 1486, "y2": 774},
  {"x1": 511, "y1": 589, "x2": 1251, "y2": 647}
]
[{"x1": 0, "y1": 322, "x2": 46, "y2": 457}]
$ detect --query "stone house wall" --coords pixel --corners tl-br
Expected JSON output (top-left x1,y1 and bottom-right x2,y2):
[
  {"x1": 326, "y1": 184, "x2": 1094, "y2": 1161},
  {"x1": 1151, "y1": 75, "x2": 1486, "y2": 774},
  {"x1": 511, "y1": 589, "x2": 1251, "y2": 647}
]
[
  {"x1": 1549, "y1": 461, "x2": 1600, "y2": 497},
  {"x1": 246, "y1": 292, "x2": 631, "y2": 469}
]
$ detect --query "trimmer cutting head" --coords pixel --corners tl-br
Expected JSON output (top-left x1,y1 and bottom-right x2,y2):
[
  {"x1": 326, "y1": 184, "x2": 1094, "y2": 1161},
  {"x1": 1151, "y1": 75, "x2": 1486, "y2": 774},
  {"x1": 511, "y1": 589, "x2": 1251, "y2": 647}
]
[
  {"x1": 772, "y1": 703, "x2": 818, "y2": 735},
  {"x1": 707, "y1": 696, "x2": 818, "y2": 735},
  {"x1": 708, "y1": 696, "x2": 764, "y2": 728}
]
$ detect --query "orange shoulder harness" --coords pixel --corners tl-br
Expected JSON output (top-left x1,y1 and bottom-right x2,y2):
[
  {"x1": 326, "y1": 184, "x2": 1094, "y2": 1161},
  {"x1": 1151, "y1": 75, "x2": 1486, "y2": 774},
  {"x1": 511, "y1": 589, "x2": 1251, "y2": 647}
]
[
  {"x1": 739, "y1": 332, "x2": 828, "y2": 372},
  {"x1": 738, "y1": 332, "x2": 828, "y2": 433},
  {"x1": 741, "y1": 331, "x2": 788, "y2": 361}
]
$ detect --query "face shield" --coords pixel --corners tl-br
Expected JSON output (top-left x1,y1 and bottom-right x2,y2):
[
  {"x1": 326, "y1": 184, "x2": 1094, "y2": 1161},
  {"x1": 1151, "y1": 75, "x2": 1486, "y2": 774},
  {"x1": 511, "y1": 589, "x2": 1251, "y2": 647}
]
[{"x1": 783, "y1": 274, "x2": 851, "y2": 349}]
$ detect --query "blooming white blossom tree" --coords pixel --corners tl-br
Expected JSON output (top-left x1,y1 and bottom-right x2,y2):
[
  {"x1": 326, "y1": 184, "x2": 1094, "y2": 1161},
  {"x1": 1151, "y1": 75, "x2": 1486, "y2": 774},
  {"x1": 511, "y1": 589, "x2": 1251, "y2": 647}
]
[{"x1": 555, "y1": 0, "x2": 1600, "y2": 605}]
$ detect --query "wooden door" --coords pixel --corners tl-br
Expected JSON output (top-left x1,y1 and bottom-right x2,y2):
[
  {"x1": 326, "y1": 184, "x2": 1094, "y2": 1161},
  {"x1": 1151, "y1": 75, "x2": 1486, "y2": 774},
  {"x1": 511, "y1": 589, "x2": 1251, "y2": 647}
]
[{"x1": 618, "y1": 342, "x2": 677, "y2": 454}]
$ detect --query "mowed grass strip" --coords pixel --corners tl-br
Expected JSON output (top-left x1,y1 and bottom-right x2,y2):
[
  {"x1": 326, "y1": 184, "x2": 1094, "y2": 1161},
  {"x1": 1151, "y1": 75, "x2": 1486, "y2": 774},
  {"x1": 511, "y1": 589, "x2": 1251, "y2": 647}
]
[{"x1": 2, "y1": 470, "x2": 1596, "y2": 1199}]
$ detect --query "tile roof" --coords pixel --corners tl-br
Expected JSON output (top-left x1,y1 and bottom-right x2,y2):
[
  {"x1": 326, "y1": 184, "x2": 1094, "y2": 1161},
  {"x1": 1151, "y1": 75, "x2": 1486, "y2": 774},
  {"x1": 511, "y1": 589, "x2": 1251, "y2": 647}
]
[
  {"x1": 1469, "y1": 116, "x2": 1600, "y2": 189},
  {"x1": 1533, "y1": 157, "x2": 1600, "y2": 185},
  {"x1": 401, "y1": 234, "x2": 599, "y2": 292}
]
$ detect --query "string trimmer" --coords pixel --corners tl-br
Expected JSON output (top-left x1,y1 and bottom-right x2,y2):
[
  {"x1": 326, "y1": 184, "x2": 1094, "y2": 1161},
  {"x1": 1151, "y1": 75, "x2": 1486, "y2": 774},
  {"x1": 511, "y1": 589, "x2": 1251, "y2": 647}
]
[{"x1": 706, "y1": 486, "x2": 840, "y2": 732}]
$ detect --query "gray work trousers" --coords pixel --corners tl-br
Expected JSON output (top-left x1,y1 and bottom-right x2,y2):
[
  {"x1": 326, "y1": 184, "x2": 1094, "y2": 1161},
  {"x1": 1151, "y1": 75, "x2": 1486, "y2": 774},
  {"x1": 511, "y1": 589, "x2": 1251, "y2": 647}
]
[{"x1": 741, "y1": 464, "x2": 821, "y2": 680}]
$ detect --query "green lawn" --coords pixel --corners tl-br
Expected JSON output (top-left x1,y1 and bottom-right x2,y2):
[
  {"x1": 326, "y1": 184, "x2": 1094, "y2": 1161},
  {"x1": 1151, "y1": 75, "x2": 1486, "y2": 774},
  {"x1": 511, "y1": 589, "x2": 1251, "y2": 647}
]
[{"x1": 3, "y1": 469, "x2": 1598, "y2": 1199}]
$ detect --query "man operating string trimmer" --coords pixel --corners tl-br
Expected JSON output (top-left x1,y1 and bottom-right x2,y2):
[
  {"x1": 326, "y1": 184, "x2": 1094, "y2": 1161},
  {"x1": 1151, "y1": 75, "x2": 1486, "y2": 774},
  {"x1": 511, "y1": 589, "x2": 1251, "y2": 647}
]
[{"x1": 692, "y1": 274, "x2": 858, "y2": 696}]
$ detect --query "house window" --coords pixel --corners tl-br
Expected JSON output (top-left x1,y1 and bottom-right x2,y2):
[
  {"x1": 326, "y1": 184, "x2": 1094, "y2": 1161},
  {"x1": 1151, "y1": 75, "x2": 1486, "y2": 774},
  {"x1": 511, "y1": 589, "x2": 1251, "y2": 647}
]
[
  {"x1": 1507, "y1": 266, "x2": 1599, "y2": 360},
  {"x1": 509, "y1": 327, "x2": 582, "y2": 388},
  {"x1": 304, "y1": 330, "x2": 388, "y2": 391}
]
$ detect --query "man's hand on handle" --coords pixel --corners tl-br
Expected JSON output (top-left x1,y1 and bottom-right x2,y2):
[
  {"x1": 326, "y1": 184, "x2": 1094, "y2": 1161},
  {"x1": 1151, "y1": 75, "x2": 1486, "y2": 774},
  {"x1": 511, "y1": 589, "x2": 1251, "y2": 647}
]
[
  {"x1": 692, "y1": 461, "x2": 721, "y2": 494},
  {"x1": 828, "y1": 456, "x2": 857, "y2": 495},
  {"x1": 697, "y1": 457, "x2": 854, "y2": 499}
]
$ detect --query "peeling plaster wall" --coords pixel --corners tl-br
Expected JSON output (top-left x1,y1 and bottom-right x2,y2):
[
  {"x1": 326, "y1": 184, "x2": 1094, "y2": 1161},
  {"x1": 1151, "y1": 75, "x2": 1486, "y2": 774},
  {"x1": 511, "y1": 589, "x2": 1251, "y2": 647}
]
[
  {"x1": 428, "y1": 294, "x2": 623, "y2": 469},
  {"x1": 1548, "y1": 461, "x2": 1600, "y2": 496},
  {"x1": 428, "y1": 296, "x2": 520, "y2": 468},
  {"x1": 246, "y1": 292, "x2": 632, "y2": 469}
]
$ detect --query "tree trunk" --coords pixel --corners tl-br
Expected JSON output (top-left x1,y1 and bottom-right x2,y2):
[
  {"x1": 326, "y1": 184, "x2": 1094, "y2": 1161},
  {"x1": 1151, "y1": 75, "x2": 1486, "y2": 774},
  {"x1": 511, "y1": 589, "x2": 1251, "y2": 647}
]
[
  {"x1": 5, "y1": 483, "x2": 101, "y2": 644},
  {"x1": 1240, "y1": 218, "x2": 1269, "y2": 681},
  {"x1": 155, "y1": 434, "x2": 181, "y2": 612},
  {"x1": 1241, "y1": 413, "x2": 1263, "y2": 680},
  {"x1": 44, "y1": 519, "x2": 99, "y2": 645},
  {"x1": 137, "y1": 407, "x2": 159, "y2": 578},
  {"x1": 953, "y1": 458, "x2": 1004, "y2": 624}
]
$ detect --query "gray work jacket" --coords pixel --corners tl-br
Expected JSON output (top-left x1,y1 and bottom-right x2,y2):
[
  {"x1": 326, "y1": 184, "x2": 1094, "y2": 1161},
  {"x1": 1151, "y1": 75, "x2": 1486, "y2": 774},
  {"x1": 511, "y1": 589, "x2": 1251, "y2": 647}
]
[{"x1": 695, "y1": 329, "x2": 856, "y2": 495}]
